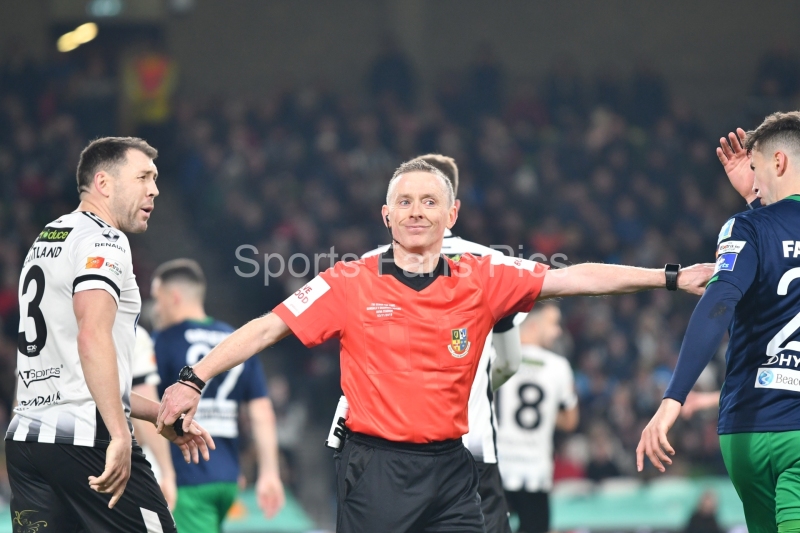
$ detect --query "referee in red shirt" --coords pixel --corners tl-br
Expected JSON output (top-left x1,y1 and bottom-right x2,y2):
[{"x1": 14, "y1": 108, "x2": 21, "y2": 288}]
[{"x1": 157, "y1": 159, "x2": 712, "y2": 532}]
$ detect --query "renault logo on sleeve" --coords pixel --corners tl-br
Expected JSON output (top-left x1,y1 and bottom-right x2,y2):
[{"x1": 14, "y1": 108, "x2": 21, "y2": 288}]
[{"x1": 102, "y1": 228, "x2": 120, "y2": 242}]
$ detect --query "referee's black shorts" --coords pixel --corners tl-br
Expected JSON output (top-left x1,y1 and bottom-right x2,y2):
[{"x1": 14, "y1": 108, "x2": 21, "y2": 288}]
[
  {"x1": 335, "y1": 432, "x2": 485, "y2": 533},
  {"x1": 7, "y1": 440, "x2": 175, "y2": 533},
  {"x1": 475, "y1": 461, "x2": 512, "y2": 533}
]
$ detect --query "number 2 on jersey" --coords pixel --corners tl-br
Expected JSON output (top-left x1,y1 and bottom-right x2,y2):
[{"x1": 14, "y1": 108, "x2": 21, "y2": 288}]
[
  {"x1": 767, "y1": 268, "x2": 800, "y2": 358},
  {"x1": 18, "y1": 266, "x2": 47, "y2": 357}
]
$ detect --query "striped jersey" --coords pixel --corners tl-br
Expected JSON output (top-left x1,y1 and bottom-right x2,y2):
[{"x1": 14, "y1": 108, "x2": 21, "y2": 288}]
[
  {"x1": 496, "y1": 345, "x2": 577, "y2": 492},
  {"x1": 7, "y1": 211, "x2": 139, "y2": 448},
  {"x1": 362, "y1": 230, "x2": 514, "y2": 462}
]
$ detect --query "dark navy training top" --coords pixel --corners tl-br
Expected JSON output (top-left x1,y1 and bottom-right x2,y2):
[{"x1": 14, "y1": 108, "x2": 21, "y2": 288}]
[
  {"x1": 154, "y1": 318, "x2": 268, "y2": 486},
  {"x1": 710, "y1": 195, "x2": 800, "y2": 434}
]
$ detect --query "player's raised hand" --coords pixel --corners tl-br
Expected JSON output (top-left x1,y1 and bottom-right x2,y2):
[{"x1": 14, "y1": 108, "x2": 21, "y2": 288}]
[
  {"x1": 717, "y1": 128, "x2": 758, "y2": 203},
  {"x1": 88, "y1": 436, "x2": 132, "y2": 509},
  {"x1": 637, "y1": 398, "x2": 681, "y2": 473},
  {"x1": 256, "y1": 471, "x2": 286, "y2": 519},
  {"x1": 156, "y1": 382, "x2": 201, "y2": 435},
  {"x1": 159, "y1": 418, "x2": 216, "y2": 464},
  {"x1": 677, "y1": 263, "x2": 716, "y2": 296}
]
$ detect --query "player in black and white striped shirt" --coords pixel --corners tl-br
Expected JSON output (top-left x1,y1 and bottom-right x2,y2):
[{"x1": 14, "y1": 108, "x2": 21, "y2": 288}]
[{"x1": 8, "y1": 137, "x2": 214, "y2": 533}]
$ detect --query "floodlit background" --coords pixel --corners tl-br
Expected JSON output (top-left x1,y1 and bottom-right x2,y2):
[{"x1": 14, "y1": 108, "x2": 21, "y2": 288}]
[{"x1": 2, "y1": 0, "x2": 800, "y2": 531}]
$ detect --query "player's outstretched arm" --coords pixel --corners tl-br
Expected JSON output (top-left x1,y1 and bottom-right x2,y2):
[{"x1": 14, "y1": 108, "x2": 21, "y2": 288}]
[
  {"x1": 130, "y1": 391, "x2": 215, "y2": 464},
  {"x1": 717, "y1": 127, "x2": 759, "y2": 204},
  {"x1": 157, "y1": 313, "x2": 292, "y2": 433},
  {"x1": 74, "y1": 290, "x2": 132, "y2": 509},
  {"x1": 538, "y1": 263, "x2": 714, "y2": 299},
  {"x1": 249, "y1": 397, "x2": 286, "y2": 518}
]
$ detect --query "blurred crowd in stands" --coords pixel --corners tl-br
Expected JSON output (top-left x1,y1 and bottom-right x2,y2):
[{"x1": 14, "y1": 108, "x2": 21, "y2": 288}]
[{"x1": 2, "y1": 38, "x2": 800, "y2": 506}]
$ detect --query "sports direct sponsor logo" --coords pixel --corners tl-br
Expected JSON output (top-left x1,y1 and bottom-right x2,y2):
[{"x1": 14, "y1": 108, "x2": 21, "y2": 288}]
[
  {"x1": 85, "y1": 256, "x2": 104, "y2": 269},
  {"x1": 283, "y1": 276, "x2": 331, "y2": 316},
  {"x1": 755, "y1": 367, "x2": 800, "y2": 392},
  {"x1": 18, "y1": 367, "x2": 61, "y2": 387},
  {"x1": 714, "y1": 253, "x2": 737, "y2": 273}
]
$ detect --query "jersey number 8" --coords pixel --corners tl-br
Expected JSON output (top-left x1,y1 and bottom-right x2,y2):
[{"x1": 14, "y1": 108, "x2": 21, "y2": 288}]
[{"x1": 497, "y1": 382, "x2": 545, "y2": 430}]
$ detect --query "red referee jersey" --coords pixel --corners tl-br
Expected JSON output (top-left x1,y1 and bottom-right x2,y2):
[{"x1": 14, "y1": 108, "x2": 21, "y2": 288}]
[{"x1": 273, "y1": 252, "x2": 549, "y2": 443}]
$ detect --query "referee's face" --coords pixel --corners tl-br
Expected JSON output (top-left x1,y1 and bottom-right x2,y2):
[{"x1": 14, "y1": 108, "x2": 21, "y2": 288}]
[{"x1": 383, "y1": 171, "x2": 457, "y2": 253}]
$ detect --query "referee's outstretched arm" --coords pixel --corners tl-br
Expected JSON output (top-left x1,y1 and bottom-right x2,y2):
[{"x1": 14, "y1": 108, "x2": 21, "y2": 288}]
[
  {"x1": 157, "y1": 313, "x2": 291, "y2": 433},
  {"x1": 538, "y1": 262, "x2": 714, "y2": 299}
]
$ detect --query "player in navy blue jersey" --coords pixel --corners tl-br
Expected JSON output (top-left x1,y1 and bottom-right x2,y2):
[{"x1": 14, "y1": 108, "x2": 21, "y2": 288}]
[
  {"x1": 637, "y1": 111, "x2": 800, "y2": 533},
  {"x1": 150, "y1": 259, "x2": 285, "y2": 533}
]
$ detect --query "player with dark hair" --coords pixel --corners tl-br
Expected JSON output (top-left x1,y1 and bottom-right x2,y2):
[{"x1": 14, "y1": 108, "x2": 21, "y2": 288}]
[
  {"x1": 150, "y1": 258, "x2": 285, "y2": 533},
  {"x1": 159, "y1": 159, "x2": 712, "y2": 533},
  {"x1": 638, "y1": 111, "x2": 800, "y2": 533},
  {"x1": 8, "y1": 137, "x2": 214, "y2": 532}
]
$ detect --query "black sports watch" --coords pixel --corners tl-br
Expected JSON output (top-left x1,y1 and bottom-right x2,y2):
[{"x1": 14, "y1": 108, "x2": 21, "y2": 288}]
[
  {"x1": 178, "y1": 366, "x2": 206, "y2": 391},
  {"x1": 665, "y1": 263, "x2": 681, "y2": 291}
]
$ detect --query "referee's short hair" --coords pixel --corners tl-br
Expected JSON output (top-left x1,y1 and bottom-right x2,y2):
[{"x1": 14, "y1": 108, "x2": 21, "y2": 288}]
[
  {"x1": 413, "y1": 154, "x2": 459, "y2": 197},
  {"x1": 153, "y1": 259, "x2": 206, "y2": 301},
  {"x1": 745, "y1": 111, "x2": 800, "y2": 156},
  {"x1": 387, "y1": 159, "x2": 455, "y2": 208},
  {"x1": 76, "y1": 137, "x2": 158, "y2": 196}
]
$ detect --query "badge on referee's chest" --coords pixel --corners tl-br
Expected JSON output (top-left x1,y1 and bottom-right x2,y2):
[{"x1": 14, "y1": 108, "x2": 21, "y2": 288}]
[{"x1": 448, "y1": 328, "x2": 471, "y2": 358}]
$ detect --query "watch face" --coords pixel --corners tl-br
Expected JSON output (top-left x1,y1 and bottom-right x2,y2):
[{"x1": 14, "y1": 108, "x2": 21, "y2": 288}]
[{"x1": 179, "y1": 367, "x2": 191, "y2": 380}]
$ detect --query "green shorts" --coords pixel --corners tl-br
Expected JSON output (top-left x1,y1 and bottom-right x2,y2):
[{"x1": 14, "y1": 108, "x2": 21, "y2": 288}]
[
  {"x1": 720, "y1": 431, "x2": 800, "y2": 533},
  {"x1": 173, "y1": 482, "x2": 239, "y2": 533}
]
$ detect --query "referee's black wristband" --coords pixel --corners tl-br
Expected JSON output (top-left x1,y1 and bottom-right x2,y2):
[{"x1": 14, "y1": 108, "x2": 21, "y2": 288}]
[
  {"x1": 177, "y1": 380, "x2": 202, "y2": 394},
  {"x1": 665, "y1": 264, "x2": 680, "y2": 291}
]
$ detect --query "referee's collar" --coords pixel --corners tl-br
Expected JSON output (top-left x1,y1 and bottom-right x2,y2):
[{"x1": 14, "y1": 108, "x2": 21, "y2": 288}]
[{"x1": 378, "y1": 247, "x2": 451, "y2": 292}]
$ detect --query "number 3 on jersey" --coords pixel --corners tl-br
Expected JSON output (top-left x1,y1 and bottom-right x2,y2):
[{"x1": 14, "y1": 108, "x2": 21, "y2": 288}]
[{"x1": 18, "y1": 266, "x2": 47, "y2": 357}]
